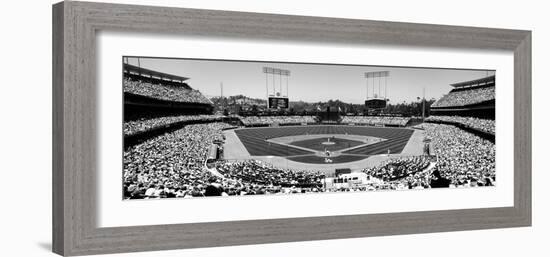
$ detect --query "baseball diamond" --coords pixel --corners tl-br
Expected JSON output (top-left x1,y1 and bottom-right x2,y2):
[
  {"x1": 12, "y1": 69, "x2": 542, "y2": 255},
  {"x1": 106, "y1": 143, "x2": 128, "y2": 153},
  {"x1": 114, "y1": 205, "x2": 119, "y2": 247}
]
[{"x1": 232, "y1": 126, "x2": 414, "y2": 164}]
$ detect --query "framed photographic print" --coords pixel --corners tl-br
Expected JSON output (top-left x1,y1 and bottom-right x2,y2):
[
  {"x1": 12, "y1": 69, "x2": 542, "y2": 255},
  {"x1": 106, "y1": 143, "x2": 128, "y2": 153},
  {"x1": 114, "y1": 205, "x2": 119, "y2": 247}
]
[{"x1": 52, "y1": 1, "x2": 531, "y2": 256}]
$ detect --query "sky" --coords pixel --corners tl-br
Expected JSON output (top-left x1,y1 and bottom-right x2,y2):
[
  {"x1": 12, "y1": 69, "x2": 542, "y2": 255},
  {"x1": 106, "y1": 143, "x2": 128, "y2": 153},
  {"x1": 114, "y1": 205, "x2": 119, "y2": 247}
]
[{"x1": 125, "y1": 57, "x2": 495, "y2": 105}]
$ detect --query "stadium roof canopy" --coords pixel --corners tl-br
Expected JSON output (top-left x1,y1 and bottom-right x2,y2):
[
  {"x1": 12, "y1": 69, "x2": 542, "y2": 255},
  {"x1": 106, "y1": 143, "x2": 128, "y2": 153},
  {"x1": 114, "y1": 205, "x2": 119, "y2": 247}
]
[
  {"x1": 450, "y1": 75, "x2": 495, "y2": 88},
  {"x1": 123, "y1": 63, "x2": 189, "y2": 82}
]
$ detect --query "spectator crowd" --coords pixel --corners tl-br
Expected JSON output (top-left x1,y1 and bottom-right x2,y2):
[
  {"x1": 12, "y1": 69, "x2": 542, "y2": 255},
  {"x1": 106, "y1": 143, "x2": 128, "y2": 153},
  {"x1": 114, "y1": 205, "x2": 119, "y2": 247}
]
[
  {"x1": 240, "y1": 116, "x2": 317, "y2": 126},
  {"x1": 216, "y1": 160, "x2": 324, "y2": 187},
  {"x1": 362, "y1": 156, "x2": 431, "y2": 186},
  {"x1": 423, "y1": 123, "x2": 495, "y2": 187},
  {"x1": 425, "y1": 115, "x2": 495, "y2": 134},
  {"x1": 124, "y1": 77, "x2": 211, "y2": 104},
  {"x1": 123, "y1": 122, "x2": 232, "y2": 199},
  {"x1": 124, "y1": 114, "x2": 225, "y2": 136},
  {"x1": 341, "y1": 116, "x2": 410, "y2": 127},
  {"x1": 431, "y1": 86, "x2": 495, "y2": 108}
]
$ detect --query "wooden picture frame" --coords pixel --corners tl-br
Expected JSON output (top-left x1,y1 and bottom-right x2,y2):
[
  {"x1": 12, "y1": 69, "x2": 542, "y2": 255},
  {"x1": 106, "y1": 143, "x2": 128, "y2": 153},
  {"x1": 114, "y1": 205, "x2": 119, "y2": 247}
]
[{"x1": 52, "y1": 1, "x2": 531, "y2": 256}]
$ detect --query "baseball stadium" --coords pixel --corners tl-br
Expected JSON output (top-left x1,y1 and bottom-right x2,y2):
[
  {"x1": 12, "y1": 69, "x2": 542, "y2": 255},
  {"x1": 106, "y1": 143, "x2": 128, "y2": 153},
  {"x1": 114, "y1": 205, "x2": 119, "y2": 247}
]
[{"x1": 122, "y1": 57, "x2": 496, "y2": 200}]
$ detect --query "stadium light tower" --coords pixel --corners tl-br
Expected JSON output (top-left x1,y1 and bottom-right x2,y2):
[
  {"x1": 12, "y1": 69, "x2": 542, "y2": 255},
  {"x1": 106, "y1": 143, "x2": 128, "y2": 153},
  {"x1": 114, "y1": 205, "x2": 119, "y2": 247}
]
[
  {"x1": 364, "y1": 71, "x2": 390, "y2": 110},
  {"x1": 263, "y1": 67, "x2": 291, "y2": 109}
]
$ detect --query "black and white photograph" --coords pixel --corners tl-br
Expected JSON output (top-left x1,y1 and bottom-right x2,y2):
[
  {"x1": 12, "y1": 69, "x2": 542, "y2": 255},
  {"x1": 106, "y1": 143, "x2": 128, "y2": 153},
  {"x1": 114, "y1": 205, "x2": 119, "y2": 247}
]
[{"x1": 122, "y1": 57, "x2": 496, "y2": 200}]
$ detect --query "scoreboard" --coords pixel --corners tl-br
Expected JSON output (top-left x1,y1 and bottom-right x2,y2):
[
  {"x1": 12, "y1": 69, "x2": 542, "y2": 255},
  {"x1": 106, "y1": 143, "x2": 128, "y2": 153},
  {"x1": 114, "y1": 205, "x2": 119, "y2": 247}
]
[
  {"x1": 365, "y1": 98, "x2": 387, "y2": 109},
  {"x1": 268, "y1": 97, "x2": 289, "y2": 109}
]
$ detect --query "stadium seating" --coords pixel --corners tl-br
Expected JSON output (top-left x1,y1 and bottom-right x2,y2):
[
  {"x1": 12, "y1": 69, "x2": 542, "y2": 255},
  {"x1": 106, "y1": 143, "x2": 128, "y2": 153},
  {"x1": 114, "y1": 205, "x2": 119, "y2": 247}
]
[
  {"x1": 362, "y1": 156, "x2": 430, "y2": 182},
  {"x1": 340, "y1": 116, "x2": 410, "y2": 127},
  {"x1": 361, "y1": 156, "x2": 433, "y2": 190},
  {"x1": 124, "y1": 114, "x2": 224, "y2": 136},
  {"x1": 422, "y1": 123, "x2": 495, "y2": 187},
  {"x1": 216, "y1": 160, "x2": 324, "y2": 188},
  {"x1": 123, "y1": 78, "x2": 211, "y2": 104},
  {"x1": 123, "y1": 122, "x2": 232, "y2": 199},
  {"x1": 239, "y1": 116, "x2": 317, "y2": 126},
  {"x1": 431, "y1": 86, "x2": 494, "y2": 108},
  {"x1": 425, "y1": 115, "x2": 495, "y2": 134}
]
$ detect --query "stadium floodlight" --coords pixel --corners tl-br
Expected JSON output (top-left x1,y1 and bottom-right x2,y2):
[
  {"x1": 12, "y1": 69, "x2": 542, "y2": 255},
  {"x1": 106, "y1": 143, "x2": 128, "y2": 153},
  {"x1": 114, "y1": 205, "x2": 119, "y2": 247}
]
[
  {"x1": 364, "y1": 71, "x2": 390, "y2": 110},
  {"x1": 263, "y1": 67, "x2": 291, "y2": 109},
  {"x1": 364, "y1": 71, "x2": 389, "y2": 78},
  {"x1": 263, "y1": 67, "x2": 291, "y2": 76}
]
